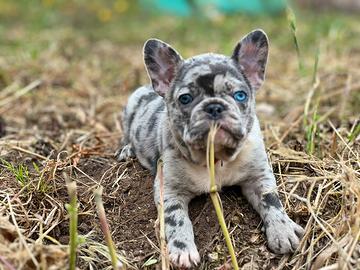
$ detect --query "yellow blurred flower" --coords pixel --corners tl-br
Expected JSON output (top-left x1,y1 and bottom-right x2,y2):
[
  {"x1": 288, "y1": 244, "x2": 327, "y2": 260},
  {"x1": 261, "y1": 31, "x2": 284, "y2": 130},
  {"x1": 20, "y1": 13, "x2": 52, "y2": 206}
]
[
  {"x1": 97, "y1": 8, "x2": 112, "y2": 22},
  {"x1": 114, "y1": 0, "x2": 129, "y2": 14},
  {"x1": 41, "y1": 0, "x2": 55, "y2": 7},
  {"x1": 0, "y1": 1, "x2": 17, "y2": 16}
]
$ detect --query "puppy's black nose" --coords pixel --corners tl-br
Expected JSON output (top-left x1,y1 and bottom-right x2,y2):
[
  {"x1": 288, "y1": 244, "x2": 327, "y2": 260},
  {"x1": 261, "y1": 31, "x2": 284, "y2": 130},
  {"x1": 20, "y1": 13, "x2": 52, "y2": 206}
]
[{"x1": 205, "y1": 103, "x2": 225, "y2": 119}]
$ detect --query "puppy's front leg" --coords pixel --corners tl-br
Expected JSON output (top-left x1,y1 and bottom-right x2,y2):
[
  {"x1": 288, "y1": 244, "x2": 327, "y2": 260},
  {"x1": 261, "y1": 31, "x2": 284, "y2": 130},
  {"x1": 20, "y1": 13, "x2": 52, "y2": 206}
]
[
  {"x1": 154, "y1": 177, "x2": 200, "y2": 268},
  {"x1": 240, "y1": 169, "x2": 304, "y2": 254}
]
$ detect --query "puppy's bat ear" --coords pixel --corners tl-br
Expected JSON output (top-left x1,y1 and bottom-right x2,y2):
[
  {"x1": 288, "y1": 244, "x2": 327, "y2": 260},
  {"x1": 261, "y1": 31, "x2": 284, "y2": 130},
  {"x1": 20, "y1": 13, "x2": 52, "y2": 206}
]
[
  {"x1": 232, "y1": 29, "x2": 269, "y2": 91},
  {"x1": 143, "y1": 39, "x2": 182, "y2": 97}
]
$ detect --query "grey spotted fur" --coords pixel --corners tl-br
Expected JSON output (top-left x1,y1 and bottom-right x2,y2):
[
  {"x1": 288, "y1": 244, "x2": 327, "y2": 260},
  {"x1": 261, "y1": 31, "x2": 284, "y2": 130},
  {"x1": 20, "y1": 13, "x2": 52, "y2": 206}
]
[{"x1": 117, "y1": 29, "x2": 304, "y2": 268}]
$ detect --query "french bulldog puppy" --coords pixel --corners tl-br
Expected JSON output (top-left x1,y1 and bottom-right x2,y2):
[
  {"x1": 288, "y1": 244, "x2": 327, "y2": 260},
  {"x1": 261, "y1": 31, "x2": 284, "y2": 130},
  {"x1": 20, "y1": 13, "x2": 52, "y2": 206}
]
[{"x1": 117, "y1": 29, "x2": 304, "y2": 268}]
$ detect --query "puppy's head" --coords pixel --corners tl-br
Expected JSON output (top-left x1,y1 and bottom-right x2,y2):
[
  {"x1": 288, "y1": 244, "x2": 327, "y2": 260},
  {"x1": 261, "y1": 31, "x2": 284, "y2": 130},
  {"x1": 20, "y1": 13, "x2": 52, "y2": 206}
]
[{"x1": 143, "y1": 30, "x2": 269, "y2": 164}]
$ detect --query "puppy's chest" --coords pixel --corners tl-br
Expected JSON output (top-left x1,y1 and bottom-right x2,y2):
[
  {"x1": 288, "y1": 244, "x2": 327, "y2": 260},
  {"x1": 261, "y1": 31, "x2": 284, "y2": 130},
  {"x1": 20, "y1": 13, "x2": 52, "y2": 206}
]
[{"x1": 186, "y1": 161, "x2": 249, "y2": 194}]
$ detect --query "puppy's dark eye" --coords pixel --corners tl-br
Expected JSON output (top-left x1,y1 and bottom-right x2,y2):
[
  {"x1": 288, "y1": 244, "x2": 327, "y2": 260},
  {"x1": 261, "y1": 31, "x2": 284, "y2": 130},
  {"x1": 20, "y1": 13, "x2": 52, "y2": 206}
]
[
  {"x1": 179, "y1": 94, "x2": 193, "y2": 105},
  {"x1": 233, "y1": 90, "x2": 248, "y2": 103}
]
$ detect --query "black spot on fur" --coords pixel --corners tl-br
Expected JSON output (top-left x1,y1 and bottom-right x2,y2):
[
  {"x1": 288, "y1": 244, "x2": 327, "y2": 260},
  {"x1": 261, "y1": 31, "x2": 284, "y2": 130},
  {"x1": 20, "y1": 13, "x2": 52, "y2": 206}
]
[
  {"x1": 135, "y1": 126, "x2": 141, "y2": 141},
  {"x1": 164, "y1": 141, "x2": 175, "y2": 151},
  {"x1": 246, "y1": 116, "x2": 254, "y2": 133},
  {"x1": 165, "y1": 203, "x2": 182, "y2": 214},
  {"x1": 251, "y1": 30, "x2": 263, "y2": 43},
  {"x1": 295, "y1": 229, "x2": 303, "y2": 238},
  {"x1": 264, "y1": 220, "x2": 269, "y2": 229},
  {"x1": 196, "y1": 73, "x2": 215, "y2": 96},
  {"x1": 147, "y1": 150, "x2": 160, "y2": 175},
  {"x1": 173, "y1": 240, "x2": 187, "y2": 250},
  {"x1": 263, "y1": 193, "x2": 282, "y2": 209},
  {"x1": 140, "y1": 106, "x2": 150, "y2": 118},
  {"x1": 142, "y1": 91, "x2": 159, "y2": 104},
  {"x1": 225, "y1": 147, "x2": 236, "y2": 157},
  {"x1": 289, "y1": 239, "x2": 296, "y2": 251},
  {"x1": 126, "y1": 92, "x2": 158, "y2": 136},
  {"x1": 126, "y1": 111, "x2": 136, "y2": 137},
  {"x1": 178, "y1": 220, "x2": 184, "y2": 226},
  {"x1": 165, "y1": 216, "x2": 177, "y2": 227},
  {"x1": 168, "y1": 229, "x2": 175, "y2": 240},
  {"x1": 147, "y1": 102, "x2": 165, "y2": 135}
]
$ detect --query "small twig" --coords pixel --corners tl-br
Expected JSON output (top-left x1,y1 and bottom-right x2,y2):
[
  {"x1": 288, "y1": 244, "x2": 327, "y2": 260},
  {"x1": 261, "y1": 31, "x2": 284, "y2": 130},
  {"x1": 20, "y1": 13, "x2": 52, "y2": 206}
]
[
  {"x1": 0, "y1": 80, "x2": 41, "y2": 108},
  {"x1": 157, "y1": 158, "x2": 169, "y2": 270},
  {"x1": 10, "y1": 145, "x2": 48, "y2": 160}
]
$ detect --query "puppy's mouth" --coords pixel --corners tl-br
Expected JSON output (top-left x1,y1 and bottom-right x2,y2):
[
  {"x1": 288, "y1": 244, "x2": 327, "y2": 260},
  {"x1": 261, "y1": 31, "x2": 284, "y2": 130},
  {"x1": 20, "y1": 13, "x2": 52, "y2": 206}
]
[
  {"x1": 190, "y1": 128, "x2": 231, "y2": 148},
  {"x1": 186, "y1": 124, "x2": 243, "y2": 152}
]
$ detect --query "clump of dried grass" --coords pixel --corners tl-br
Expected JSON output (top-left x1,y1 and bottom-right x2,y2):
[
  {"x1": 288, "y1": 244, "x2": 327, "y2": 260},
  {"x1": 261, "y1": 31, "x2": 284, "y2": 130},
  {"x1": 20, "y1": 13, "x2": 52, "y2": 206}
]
[
  {"x1": 0, "y1": 196, "x2": 67, "y2": 270},
  {"x1": 270, "y1": 144, "x2": 360, "y2": 269}
]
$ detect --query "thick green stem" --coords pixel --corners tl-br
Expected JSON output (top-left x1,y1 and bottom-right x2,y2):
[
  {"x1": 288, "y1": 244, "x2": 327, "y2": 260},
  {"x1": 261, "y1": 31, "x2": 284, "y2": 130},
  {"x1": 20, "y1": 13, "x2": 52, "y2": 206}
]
[
  {"x1": 94, "y1": 186, "x2": 123, "y2": 270},
  {"x1": 66, "y1": 181, "x2": 78, "y2": 270},
  {"x1": 207, "y1": 126, "x2": 239, "y2": 270}
]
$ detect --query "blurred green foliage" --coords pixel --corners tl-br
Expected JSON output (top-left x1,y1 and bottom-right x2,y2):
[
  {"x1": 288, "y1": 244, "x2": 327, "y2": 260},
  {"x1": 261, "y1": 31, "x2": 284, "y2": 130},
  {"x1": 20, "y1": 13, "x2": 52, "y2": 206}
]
[{"x1": 0, "y1": 0, "x2": 359, "y2": 69}]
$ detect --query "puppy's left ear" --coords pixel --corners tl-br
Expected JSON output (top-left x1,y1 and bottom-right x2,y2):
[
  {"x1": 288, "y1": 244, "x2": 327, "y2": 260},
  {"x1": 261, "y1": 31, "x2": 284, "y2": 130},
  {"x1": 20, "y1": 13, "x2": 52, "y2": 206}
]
[
  {"x1": 143, "y1": 39, "x2": 183, "y2": 97},
  {"x1": 232, "y1": 29, "x2": 269, "y2": 91}
]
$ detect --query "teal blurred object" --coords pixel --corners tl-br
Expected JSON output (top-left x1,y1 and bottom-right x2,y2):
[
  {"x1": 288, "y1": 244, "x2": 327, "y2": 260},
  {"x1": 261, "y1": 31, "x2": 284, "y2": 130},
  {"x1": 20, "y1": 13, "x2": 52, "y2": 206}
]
[{"x1": 140, "y1": 0, "x2": 286, "y2": 16}]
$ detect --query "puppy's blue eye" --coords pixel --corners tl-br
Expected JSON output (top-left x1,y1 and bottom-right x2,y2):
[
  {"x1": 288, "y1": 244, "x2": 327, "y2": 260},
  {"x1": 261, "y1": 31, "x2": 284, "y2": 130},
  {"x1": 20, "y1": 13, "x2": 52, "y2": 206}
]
[
  {"x1": 179, "y1": 94, "x2": 193, "y2": 105},
  {"x1": 233, "y1": 91, "x2": 248, "y2": 102}
]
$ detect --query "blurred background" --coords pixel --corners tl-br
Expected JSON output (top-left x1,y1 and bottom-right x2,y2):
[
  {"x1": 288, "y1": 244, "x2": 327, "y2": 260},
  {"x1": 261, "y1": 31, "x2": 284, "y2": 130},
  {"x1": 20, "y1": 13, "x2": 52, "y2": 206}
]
[{"x1": 0, "y1": 0, "x2": 359, "y2": 138}]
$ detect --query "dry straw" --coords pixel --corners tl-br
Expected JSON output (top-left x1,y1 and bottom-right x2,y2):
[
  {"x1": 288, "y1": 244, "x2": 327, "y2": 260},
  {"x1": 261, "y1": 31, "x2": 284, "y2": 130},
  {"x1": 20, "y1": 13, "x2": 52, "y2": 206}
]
[{"x1": 157, "y1": 158, "x2": 170, "y2": 270}]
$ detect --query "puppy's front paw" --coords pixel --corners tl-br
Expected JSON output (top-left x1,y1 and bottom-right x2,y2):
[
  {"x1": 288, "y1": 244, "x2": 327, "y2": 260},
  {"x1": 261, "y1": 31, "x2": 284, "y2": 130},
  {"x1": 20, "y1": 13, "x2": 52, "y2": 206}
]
[
  {"x1": 116, "y1": 144, "x2": 135, "y2": 161},
  {"x1": 265, "y1": 214, "x2": 304, "y2": 254},
  {"x1": 168, "y1": 239, "x2": 200, "y2": 268}
]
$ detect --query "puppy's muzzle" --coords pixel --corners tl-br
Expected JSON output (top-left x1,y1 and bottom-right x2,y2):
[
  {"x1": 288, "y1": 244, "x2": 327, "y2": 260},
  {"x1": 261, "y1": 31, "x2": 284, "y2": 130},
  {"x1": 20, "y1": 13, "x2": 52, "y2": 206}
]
[{"x1": 204, "y1": 103, "x2": 226, "y2": 120}]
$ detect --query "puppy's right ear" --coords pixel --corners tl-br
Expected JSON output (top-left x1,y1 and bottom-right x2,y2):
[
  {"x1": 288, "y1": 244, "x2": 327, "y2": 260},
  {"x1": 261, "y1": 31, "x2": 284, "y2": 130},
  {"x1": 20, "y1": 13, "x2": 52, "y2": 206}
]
[
  {"x1": 143, "y1": 39, "x2": 182, "y2": 97},
  {"x1": 232, "y1": 29, "x2": 269, "y2": 91}
]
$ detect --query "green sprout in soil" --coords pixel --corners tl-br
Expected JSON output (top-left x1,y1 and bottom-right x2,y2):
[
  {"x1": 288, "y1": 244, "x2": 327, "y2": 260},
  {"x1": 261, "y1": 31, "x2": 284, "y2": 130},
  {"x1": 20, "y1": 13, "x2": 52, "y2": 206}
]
[
  {"x1": 1, "y1": 159, "x2": 30, "y2": 188},
  {"x1": 65, "y1": 177, "x2": 79, "y2": 270},
  {"x1": 94, "y1": 186, "x2": 125, "y2": 270},
  {"x1": 348, "y1": 123, "x2": 360, "y2": 143}
]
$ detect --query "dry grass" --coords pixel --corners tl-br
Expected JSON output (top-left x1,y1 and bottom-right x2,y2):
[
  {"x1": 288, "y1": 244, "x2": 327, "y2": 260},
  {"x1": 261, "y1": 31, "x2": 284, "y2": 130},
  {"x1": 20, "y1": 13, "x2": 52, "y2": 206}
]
[{"x1": 0, "y1": 4, "x2": 359, "y2": 270}]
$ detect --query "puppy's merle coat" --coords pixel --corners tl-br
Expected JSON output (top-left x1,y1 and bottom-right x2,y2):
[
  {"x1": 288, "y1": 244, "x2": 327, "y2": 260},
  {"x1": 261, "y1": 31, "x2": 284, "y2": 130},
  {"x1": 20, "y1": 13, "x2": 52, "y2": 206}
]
[{"x1": 118, "y1": 30, "x2": 304, "y2": 268}]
